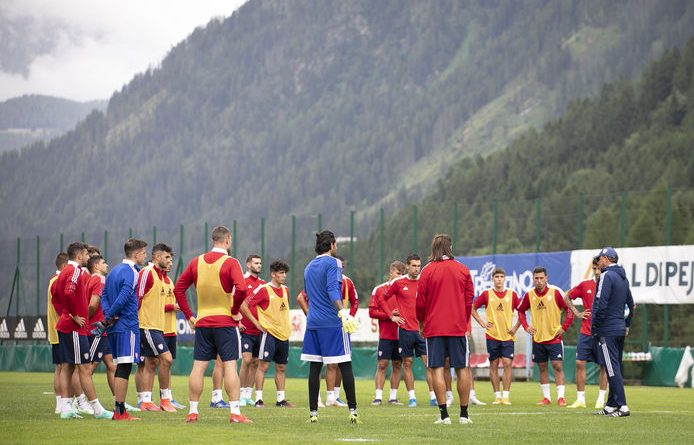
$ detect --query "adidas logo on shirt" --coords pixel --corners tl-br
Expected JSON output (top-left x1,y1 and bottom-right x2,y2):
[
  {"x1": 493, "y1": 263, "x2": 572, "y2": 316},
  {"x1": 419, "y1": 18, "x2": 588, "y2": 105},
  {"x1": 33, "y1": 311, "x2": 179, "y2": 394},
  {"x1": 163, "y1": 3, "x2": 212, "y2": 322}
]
[
  {"x1": 587, "y1": 290, "x2": 592, "y2": 294},
  {"x1": 496, "y1": 303, "x2": 504, "y2": 311},
  {"x1": 537, "y1": 301, "x2": 546, "y2": 310},
  {"x1": 32, "y1": 318, "x2": 46, "y2": 339},
  {"x1": 0, "y1": 319, "x2": 9, "y2": 339},
  {"x1": 14, "y1": 318, "x2": 27, "y2": 339},
  {"x1": 280, "y1": 302, "x2": 287, "y2": 311},
  {"x1": 403, "y1": 286, "x2": 408, "y2": 291}
]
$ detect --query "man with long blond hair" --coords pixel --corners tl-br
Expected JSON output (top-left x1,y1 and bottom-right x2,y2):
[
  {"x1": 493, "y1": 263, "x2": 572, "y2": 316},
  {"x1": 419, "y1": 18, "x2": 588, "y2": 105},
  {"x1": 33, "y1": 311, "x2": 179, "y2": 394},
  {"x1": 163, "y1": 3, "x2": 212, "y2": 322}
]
[{"x1": 416, "y1": 234, "x2": 475, "y2": 425}]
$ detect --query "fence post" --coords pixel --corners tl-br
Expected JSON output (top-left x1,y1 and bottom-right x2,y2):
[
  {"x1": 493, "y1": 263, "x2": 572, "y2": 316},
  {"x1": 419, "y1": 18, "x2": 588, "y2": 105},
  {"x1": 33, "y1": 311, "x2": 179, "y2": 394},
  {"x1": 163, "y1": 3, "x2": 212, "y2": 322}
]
[
  {"x1": 452, "y1": 203, "x2": 458, "y2": 254},
  {"x1": 641, "y1": 305, "x2": 649, "y2": 352},
  {"x1": 36, "y1": 235, "x2": 40, "y2": 317},
  {"x1": 174, "y1": 224, "x2": 184, "y2": 281},
  {"x1": 291, "y1": 215, "x2": 296, "y2": 296},
  {"x1": 577, "y1": 192, "x2": 585, "y2": 249},
  {"x1": 619, "y1": 192, "x2": 627, "y2": 247},
  {"x1": 204, "y1": 222, "x2": 209, "y2": 252},
  {"x1": 535, "y1": 197, "x2": 541, "y2": 253},
  {"x1": 16, "y1": 238, "x2": 20, "y2": 316},
  {"x1": 412, "y1": 205, "x2": 417, "y2": 254},
  {"x1": 663, "y1": 186, "x2": 672, "y2": 346},
  {"x1": 349, "y1": 210, "x2": 355, "y2": 277},
  {"x1": 260, "y1": 217, "x2": 265, "y2": 278},
  {"x1": 232, "y1": 220, "x2": 237, "y2": 258},
  {"x1": 60, "y1": 233, "x2": 64, "y2": 252},
  {"x1": 103, "y1": 230, "x2": 108, "y2": 263},
  {"x1": 317, "y1": 213, "x2": 322, "y2": 233},
  {"x1": 81, "y1": 231, "x2": 85, "y2": 243},
  {"x1": 129, "y1": 227, "x2": 133, "y2": 239},
  {"x1": 379, "y1": 208, "x2": 385, "y2": 282},
  {"x1": 493, "y1": 200, "x2": 499, "y2": 255},
  {"x1": 152, "y1": 225, "x2": 157, "y2": 245}
]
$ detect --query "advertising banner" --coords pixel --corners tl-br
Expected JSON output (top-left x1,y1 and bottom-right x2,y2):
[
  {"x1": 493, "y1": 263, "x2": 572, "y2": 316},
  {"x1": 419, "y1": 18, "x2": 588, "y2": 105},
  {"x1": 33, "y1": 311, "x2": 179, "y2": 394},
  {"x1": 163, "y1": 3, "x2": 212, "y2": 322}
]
[
  {"x1": 571, "y1": 245, "x2": 694, "y2": 304},
  {"x1": 456, "y1": 251, "x2": 572, "y2": 296}
]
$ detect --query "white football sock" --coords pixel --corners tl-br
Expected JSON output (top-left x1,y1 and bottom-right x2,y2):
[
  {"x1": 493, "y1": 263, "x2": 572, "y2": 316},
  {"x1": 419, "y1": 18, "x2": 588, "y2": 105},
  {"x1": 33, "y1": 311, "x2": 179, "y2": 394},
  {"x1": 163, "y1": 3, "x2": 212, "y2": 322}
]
[
  {"x1": 389, "y1": 388, "x2": 398, "y2": 400},
  {"x1": 502, "y1": 390, "x2": 510, "y2": 399},
  {"x1": 556, "y1": 385, "x2": 565, "y2": 399},
  {"x1": 597, "y1": 389, "x2": 606, "y2": 402},
  {"x1": 89, "y1": 399, "x2": 105, "y2": 415},
  {"x1": 577, "y1": 391, "x2": 585, "y2": 403},
  {"x1": 189, "y1": 401, "x2": 199, "y2": 414},
  {"x1": 229, "y1": 400, "x2": 240, "y2": 415},
  {"x1": 277, "y1": 391, "x2": 285, "y2": 403},
  {"x1": 211, "y1": 389, "x2": 223, "y2": 403},
  {"x1": 541, "y1": 384, "x2": 551, "y2": 399},
  {"x1": 407, "y1": 389, "x2": 416, "y2": 399},
  {"x1": 375, "y1": 389, "x2": 383, "y2": 400},
  {"x1": 255, "y1": 390, "x2": 263, "y2": 402}
]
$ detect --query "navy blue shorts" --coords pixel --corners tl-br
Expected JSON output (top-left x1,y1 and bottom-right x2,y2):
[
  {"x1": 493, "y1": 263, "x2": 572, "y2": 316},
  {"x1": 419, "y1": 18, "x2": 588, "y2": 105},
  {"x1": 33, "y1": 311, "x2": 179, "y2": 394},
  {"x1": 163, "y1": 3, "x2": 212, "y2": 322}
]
[
  {"x1": 108, "y1": 330, "x2": 140, "y2": 364},
  {"x1": 165, "y1": 335, "x2": 177, "y2": 359},
  {"x1": 576, "y1": 333, "x2": 598, "y2": 362},
  {"x1": 140, "y1": 329, "x2": 169, "y2": 358},
  {"x1": 51, "y1": 343, "x2": 62, "y2": 365},
  {"x1": 398, "y1": 328, "x2": 426, "y2": 358},
  {"x1": 88, "y1": 334, "x2": 112, "y2": 362},
  {"x1": 301, "y1": 326, "x2": 351, "y2": 364},
  {"x1": 532, "y1": 342, "x2": 564, "y2": 363},
  {"x1": 259, "y1": 332, "x2": 289, "y2": 364},
  {"x1": 194, "y1": 326, "x2": 241, "y2": 362},
  {"x1": 241, "y1": 333, "x2": 261, "y2": 358},
  {"x1": 57, "y1": 331, "x2": 91, "y2": 365},
  {"x1": 486, "y1": 338, "x2": 514, "y2": 361},
  {"x1": 377, "y1": 339, "x2": 401, "y2": 361},
  {"x1": 426, "y1": 336, "x2": 468, "y2": 368}
]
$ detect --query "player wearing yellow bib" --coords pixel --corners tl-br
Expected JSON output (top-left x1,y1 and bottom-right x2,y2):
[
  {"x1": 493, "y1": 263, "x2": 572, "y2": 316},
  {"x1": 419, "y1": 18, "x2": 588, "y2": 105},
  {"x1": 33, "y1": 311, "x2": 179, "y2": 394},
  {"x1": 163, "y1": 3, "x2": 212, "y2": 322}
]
[
  {"x1": 471, "y1": 268, "x2": 521, "y2": 405},
  {"x1": 239, "y1": 260, "x2": 295, "y2": 408},
  {"x1": 136, "y1": 244, "x2": 175, "y2": 412},
  {"x1": 518, "y1": 267, "x2": 574, "y2": 406}
]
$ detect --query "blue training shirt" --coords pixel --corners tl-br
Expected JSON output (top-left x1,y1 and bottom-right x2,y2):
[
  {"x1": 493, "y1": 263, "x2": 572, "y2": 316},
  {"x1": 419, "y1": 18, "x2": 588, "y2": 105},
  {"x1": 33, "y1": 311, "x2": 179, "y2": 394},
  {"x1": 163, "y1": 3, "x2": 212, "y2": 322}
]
[
  {"x1": 101, "y1": 259, "x2": 140, "y2": 333},
  {"x1": 304, "y1": 254, "x2": 343, "y2": 329}
]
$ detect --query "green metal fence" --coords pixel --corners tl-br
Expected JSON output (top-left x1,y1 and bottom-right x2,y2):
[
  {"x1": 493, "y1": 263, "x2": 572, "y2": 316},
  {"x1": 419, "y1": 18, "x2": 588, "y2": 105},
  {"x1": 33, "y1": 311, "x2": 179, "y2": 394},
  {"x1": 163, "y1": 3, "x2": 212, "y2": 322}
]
[{"x1": 1, "y1": 186, "x2": 693, "y2": 347}]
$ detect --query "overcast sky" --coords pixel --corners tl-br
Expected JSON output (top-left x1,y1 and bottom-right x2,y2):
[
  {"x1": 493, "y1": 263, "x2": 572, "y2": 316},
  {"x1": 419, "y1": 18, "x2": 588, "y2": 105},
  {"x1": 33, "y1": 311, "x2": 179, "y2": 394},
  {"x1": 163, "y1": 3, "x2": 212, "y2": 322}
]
[{"x1": 0, "y1": 0, "x2": 247, "y2": 102}]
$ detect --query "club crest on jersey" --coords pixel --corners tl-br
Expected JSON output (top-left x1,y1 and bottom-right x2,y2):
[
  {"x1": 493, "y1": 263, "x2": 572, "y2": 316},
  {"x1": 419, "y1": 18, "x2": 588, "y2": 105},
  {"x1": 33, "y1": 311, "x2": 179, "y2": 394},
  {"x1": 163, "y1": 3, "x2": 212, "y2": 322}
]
[
  {"x1": 98, "y1": 352, "x2": 103, "y2": 358},
  {"x1": 378, "y1": 350, "x2": 383, "y2": 357},
  {"x1": 264, "y1": 351, "x2": 269, "y2": 357},
  {"x1": 83, "y1": 353, "x2": 90, "y2": 360},
  {"x1": 158, "y1": 343, "x2": 164, "y2": 350},
  {"x1": 244, "y1": 343, "x2": 249, "y2": 349}
]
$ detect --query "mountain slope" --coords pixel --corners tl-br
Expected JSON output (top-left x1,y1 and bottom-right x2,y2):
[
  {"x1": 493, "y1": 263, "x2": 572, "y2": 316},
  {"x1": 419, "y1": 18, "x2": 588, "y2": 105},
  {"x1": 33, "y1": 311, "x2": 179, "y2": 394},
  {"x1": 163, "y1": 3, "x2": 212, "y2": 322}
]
[
  {"x1": 1, "y1": 0, "x2": 694, "y2": 244},
  {"x1": 0, "y1": 95, "x2": 106, "y2": 152}
]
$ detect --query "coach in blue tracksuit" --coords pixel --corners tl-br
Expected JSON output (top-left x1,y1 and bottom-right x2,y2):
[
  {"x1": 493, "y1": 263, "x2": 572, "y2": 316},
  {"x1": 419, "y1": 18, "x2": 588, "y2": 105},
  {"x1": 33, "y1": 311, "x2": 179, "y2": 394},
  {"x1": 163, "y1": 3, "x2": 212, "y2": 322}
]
[{"x1": 591, "y1": 247, "x2": 634, "y2": 417}]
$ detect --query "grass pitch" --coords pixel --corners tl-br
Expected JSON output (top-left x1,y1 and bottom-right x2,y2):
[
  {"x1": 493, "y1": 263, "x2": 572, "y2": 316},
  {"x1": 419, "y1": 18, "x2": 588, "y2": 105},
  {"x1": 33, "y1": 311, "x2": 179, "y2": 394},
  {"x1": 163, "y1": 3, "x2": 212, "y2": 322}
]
[{"x1": 1, "y1": 371, "x2": 693, "y2": 444}]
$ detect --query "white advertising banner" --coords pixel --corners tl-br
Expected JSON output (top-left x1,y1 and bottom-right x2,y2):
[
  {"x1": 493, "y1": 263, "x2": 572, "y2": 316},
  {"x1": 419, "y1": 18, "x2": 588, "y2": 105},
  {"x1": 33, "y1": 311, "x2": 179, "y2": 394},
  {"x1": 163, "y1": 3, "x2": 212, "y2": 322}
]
[
  {"x1": 570, "y1": 245, "x2": 694, "y2": 304},
  {"x1": 289, "y1": 308, "x2": 380, "y2": 343}
]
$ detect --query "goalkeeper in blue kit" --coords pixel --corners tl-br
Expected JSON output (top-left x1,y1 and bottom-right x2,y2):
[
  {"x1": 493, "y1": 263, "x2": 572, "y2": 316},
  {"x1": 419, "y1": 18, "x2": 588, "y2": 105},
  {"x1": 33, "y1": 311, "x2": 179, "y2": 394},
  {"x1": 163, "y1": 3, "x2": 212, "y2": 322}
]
[{"x1": 300, "y1": 230, "x2": 360, "y2": 424}]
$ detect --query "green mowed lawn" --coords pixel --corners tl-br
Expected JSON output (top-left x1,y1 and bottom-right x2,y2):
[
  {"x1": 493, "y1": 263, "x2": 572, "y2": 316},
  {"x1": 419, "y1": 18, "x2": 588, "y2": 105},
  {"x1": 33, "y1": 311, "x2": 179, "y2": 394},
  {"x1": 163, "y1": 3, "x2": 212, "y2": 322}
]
[{"x1": 1, "y1": 371, "x2": 692, "y2": 444}]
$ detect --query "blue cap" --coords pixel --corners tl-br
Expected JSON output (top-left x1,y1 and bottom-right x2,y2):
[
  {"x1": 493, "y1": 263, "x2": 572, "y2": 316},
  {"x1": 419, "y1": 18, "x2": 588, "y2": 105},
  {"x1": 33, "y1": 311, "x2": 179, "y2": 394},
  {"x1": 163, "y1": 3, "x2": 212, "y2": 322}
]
[{"x1": 594, "y1": 247, "x2": 618, "y2": 260}]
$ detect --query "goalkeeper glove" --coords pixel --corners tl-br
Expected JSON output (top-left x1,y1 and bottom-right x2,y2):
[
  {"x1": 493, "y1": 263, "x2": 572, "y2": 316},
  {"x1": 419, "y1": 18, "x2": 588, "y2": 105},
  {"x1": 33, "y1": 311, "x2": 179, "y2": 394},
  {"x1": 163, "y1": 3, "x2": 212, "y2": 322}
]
[
  {"x1": 90, "y1": 318, "x2": 113, "y2": 337},
  {"x1": 338, "y1": 308, "x2": 358, "y2": 334}
]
